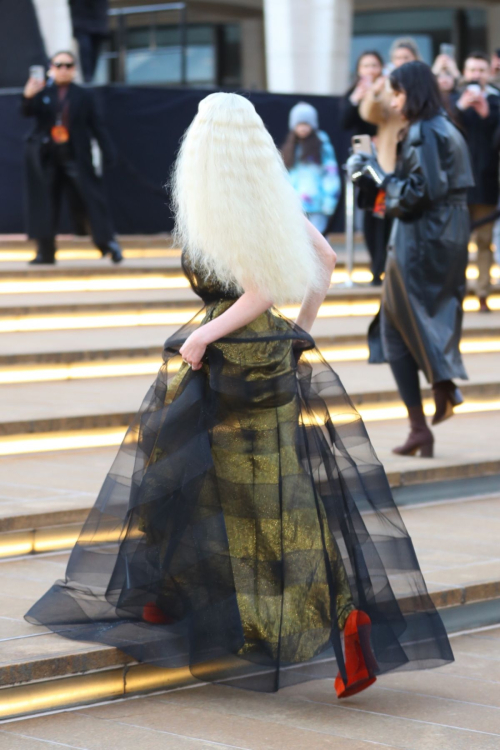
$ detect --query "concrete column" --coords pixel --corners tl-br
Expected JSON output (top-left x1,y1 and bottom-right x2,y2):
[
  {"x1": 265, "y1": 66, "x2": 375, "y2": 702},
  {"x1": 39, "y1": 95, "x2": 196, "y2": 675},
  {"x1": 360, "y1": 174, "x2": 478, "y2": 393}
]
[
  {"x1": 241, "y1": 18, "x2": 266, "y2": 90},
  {"x1": 31, "y1": 0, "x2": 74, "y2": 58},
  {"x1": 263, "y1": 0, "x2": 353, "y2": 95}
]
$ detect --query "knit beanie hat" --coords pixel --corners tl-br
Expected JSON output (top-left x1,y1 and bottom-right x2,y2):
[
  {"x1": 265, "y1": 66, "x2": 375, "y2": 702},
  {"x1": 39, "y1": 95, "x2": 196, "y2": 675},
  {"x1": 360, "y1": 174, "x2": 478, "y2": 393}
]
[{"x1": 289, "y1": 102, "x2": 319, "y2": 131}]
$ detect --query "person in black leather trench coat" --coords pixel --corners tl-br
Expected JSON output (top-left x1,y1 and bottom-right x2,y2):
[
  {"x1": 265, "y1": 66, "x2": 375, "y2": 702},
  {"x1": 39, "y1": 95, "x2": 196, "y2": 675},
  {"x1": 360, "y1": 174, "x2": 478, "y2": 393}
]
[{"x1": 349, "y1": 61, "x2": 474, "y2": 458}]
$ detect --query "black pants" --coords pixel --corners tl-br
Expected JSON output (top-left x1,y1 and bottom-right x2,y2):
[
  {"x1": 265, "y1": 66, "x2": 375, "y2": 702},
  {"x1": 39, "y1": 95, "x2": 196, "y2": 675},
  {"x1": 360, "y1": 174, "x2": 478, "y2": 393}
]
[
  {"x1": 37, "y1": 148, "x2": 112, "y2": 260},
  {"x1": 363, "y1": 211, "x2": 392, "y2": 281},
  {"x1": 75, "y1": 32, "x2": 104, "y2": 83}
]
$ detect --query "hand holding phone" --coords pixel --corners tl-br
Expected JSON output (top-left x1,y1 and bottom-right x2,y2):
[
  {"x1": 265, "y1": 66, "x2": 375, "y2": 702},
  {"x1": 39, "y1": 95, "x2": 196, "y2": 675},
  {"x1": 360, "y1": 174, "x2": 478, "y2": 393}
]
[
  {"x1": 351, "y1": 135, "x2": 373, "y2": 156},
  {"x1": 24, "y1": 65, "x2": 46, "y2": 98},
  {"x1": 467, "y1": 83, "x2": 482, "y2": 97}
]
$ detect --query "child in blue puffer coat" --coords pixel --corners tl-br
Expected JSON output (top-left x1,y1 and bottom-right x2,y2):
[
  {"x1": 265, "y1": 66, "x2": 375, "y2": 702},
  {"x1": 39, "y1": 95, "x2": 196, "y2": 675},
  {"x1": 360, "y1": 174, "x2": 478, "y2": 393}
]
[{"x1": 282, "y1": 102, "x2": 341, "y2": 234}]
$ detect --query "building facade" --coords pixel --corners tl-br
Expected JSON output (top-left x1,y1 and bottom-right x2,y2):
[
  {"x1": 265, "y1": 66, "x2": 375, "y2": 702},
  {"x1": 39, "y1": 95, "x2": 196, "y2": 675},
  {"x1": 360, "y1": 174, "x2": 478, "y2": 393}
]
[{"x1": 29, "y1": 0, "x2": 500, "y2": 94}]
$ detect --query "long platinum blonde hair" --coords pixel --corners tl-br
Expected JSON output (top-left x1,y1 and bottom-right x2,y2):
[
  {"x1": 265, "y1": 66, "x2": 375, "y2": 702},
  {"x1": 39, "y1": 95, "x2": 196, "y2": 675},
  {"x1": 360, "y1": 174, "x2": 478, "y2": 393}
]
[{"x1": 172, "y1": 93, "x2": 322, "y2": 304}]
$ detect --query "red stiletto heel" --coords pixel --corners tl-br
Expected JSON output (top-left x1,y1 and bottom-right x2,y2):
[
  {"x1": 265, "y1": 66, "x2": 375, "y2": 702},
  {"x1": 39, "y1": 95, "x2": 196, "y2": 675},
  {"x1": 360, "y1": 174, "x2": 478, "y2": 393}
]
[
  {"x1": 335, "y1": 610, "x2": 378, "y2": 699},
  {"x1": 142, "y1": 601, "x2": 173, "y2": 624}
]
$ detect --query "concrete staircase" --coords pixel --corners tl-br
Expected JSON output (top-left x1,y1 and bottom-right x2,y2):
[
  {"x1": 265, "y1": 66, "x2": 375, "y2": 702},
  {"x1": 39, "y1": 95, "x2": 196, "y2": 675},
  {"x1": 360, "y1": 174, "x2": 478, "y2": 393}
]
[{"x1": 0, "y1": 237, "x2": 499, "y2": 720}]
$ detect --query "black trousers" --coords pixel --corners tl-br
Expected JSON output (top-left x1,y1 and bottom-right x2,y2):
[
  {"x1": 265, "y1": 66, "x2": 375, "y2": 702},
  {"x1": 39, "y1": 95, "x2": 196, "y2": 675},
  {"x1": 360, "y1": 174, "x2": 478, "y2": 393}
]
[
  {"x1": 37, "y1": 147, "x2": 113, "y2": 260},
  {"x1": 363, "y1": 211, "x2": 392, "y2": 281},
  {"x1": 75, "y1": 32, "x2": 104, "y2": 83}
]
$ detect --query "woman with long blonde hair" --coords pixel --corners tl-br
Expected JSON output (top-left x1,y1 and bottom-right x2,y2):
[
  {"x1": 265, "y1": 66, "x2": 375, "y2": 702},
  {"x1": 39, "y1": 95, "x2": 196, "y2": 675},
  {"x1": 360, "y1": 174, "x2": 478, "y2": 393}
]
[{"x1": 26, "y1": 93, "x2": 452, "y2": 699}]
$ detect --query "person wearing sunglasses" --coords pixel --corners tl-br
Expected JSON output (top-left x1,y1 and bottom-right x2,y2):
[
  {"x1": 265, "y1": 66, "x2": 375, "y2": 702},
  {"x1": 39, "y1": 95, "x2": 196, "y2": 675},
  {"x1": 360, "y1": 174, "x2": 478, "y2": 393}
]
[{"x1": 21, "y1": 50, "x2": 122, "y2": 264}]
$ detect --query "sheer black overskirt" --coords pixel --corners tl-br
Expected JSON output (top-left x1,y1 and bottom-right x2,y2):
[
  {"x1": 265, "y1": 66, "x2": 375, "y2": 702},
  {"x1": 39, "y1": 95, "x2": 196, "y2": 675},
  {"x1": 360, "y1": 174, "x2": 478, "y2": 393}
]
[{"x1": 26, "y1": 294, "x2": 453, "y2": 692}]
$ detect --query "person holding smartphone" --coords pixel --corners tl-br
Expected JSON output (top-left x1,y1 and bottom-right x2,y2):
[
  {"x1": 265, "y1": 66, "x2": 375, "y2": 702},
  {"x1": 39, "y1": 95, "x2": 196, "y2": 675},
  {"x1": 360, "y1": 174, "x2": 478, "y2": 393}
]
[
  {"x1": 341, "y1": 51, "x2": 391, "y2": 285},
  {"x1": 21, "y1": 50, "x2": 122, "y2": 264},
  {"x1": 456, "y1": 52, "x2": 500, "y2": 312}
]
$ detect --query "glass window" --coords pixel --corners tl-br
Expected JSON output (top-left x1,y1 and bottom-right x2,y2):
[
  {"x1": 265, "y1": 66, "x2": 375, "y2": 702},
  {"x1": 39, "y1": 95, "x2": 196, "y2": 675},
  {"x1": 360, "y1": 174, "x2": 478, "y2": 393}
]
[
  {"x1": 219, "y1": 24, "x2": 241, "y2": 86},
  {"x1": 354, "y1": 9, "x2": 454, "y2": 35},
  {"x1": 124, "y1": 25, "x2": 216, "y2": 85},
  {"x1": 464, "y1": 10, "x2": 487, "y2": 55},
  {"x1": 94, "y1": 17, "x2": 242, "y2": 87}
]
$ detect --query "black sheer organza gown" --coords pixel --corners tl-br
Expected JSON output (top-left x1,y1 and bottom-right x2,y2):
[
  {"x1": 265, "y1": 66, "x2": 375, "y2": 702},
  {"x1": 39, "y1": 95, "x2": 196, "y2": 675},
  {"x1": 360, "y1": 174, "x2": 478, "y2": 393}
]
[{"x1": 26, "y1": 253, "x2": 453, "y2": 692}]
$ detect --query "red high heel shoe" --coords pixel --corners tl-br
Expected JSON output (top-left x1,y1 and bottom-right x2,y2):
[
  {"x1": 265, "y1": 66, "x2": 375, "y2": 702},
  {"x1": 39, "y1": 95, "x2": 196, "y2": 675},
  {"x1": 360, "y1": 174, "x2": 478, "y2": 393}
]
[
  {"x1": 335, "y1": 610, "x2": 378, "y2": 699},
  {"x1": 142, "y1": 601, "x2": 173, "y2": 625}
]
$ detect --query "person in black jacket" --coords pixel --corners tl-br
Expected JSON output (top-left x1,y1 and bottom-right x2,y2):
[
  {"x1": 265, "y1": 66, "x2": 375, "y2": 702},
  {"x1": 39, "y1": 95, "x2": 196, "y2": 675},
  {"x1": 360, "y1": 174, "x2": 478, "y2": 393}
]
[
  {"x1": 456, "y1": 52, "x2": 500, "y2": 312},
  {"x1": 69, "y1": 0, "x2": 109, "y2": 83},
  {"x1": 349, "y1": 62, "x2": 474, "y2": 458},
  {"x1": 341, "y1": 51, "x2": 391, "y2": 285},
  {"x1": 21, "y1": 50, "x2": 122, "y2": 264}
]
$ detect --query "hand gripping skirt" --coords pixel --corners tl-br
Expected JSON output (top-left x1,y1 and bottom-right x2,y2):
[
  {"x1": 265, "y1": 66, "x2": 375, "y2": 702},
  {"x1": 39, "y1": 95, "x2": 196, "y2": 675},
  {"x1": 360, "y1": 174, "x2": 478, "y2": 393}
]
[{"x1": 25, "y1": 301, "x2": 453, "y2": 692}]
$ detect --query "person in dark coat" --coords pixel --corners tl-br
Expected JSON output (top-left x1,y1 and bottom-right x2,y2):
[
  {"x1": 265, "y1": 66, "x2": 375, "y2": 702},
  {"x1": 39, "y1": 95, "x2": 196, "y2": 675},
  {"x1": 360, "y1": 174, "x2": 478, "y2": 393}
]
[
  {"x1": 349, "y1": 61, "x2": 474, "y2": 458},
  {"x1": 21, "y1": 50, "x2": 122, "y2": 264},
  {"x1": 69, "y1": 0, "x2": 109, "y2": 83},
  {"x1": 341, "y1": 51, "x2": 391, "y2": 285},
  {"x1": 455, "y1": 52, "x2": 500, "y2": 312}
]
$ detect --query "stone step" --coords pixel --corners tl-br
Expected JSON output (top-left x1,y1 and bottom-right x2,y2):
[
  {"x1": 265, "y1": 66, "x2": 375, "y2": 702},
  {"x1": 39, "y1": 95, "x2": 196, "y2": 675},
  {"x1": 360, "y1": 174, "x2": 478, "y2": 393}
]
[
  {"x1": 0, "y1": 410, "x2": 498, "y2": 559},
  {"x1": 1, "y1": 262, "x2": 497, "y2": 287},
  {"x1": 0, "y1": 494, "x2": 498, "y2": 719},
  {"x1": 3, "y1": 638, "x2": 500, "y2": 749},
  {"x1": 0, "y1": 284, "x2": 384, "y2": 316},
  {"x1": 2, "y1": 324, "x2": 499, "y2": 368},
  {"x1": 3, "y1": 311, "x2": 500, "y2": 362},
  {"x1": 0, "y1": 257, "x2": 368, "y2": 280},
  {"x1": 1, "y1": 469, "x2": 499, "y2": 562},
  {"x1": 0, "y1": 352, "x2": 497, "y2": 434},
  {"x1": 2, "y1": 297, "x2": 499, "y2": 339}
]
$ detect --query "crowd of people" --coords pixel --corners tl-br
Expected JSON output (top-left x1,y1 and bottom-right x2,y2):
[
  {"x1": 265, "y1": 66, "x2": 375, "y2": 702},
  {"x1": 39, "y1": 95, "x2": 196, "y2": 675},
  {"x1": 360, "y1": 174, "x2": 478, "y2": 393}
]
[
  {"x1": 336, "y1": 37, "x2": 500, "y2": 311},
  {"x1": 280, "y1": 41, "x2": 499, "y2": 455},
  {"x1": 20, "y1": 40, "x2": 499, "y2": 458}
]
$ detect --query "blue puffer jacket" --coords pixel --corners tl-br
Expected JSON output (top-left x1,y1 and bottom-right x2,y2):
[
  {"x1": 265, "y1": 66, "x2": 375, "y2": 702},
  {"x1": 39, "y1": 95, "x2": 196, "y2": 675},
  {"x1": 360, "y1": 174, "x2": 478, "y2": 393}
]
[{"x1": 287, "y1": 130, "x2": 341, "y2": 216}]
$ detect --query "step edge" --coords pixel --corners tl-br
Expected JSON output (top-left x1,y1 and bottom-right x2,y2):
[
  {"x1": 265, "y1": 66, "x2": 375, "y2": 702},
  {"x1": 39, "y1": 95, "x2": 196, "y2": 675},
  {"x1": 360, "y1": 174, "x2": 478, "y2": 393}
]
[
  {"x1": 2, "y1": 381, "x2": 500, "y2": 436},
  {"x1": 1, "y1": 329, "x2": 499, "y2": 366},
  {"x1": 0, "y1": 592, "x2": 498, "y2": 721}
]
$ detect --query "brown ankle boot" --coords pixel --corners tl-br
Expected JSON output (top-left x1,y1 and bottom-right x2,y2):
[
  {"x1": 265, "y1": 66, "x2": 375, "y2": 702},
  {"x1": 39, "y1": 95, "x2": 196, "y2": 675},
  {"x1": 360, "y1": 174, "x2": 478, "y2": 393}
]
[
  {"x1": 432, "y1": 381, "x2": 463, "y2": 426},
  {"x1": 479, "y1": 296, "x2": 491, "y2": 313},
  {"x1": 393, "y1": 405, "x2": 434, "y2": 457}
]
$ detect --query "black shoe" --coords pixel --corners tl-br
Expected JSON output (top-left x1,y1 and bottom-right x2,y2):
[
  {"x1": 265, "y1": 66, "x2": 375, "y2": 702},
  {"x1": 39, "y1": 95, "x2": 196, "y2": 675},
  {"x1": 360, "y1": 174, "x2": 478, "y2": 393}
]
[
  {"x1": 30, "y1": 240, "x2": 56, "y2": 265},
  {"x1": 100, "y1": 240, "x2": 123, "y2": 264},
  {"x1": 28, "y1": 255, "x2": 56, "y2": 265},
  {"x1": 370, "y1": 276, "x2": 383, "y2": 287}
]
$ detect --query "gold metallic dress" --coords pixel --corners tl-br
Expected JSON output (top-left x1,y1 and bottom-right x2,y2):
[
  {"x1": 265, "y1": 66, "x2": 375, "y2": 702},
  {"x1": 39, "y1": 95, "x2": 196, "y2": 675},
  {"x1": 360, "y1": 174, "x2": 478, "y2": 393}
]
[{"x1": 26, "y1": 253, "x2": 453, "y2": 692}]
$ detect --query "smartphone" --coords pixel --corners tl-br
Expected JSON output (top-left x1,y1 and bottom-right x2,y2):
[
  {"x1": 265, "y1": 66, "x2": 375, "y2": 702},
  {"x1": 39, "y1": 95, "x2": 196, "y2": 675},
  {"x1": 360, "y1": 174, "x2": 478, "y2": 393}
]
[
  {"x1": 467, "y1": 83, "x2": 482, "y2": 96},
  {"x1": 440, "y1": 43, "x2": 455, "y2": 59},
  {"x1": 352, "y1": 134, "x2": 372, "y2": 155},
  {"x1": 29, "y1": 65, "x2": 45, "y2": 82}
]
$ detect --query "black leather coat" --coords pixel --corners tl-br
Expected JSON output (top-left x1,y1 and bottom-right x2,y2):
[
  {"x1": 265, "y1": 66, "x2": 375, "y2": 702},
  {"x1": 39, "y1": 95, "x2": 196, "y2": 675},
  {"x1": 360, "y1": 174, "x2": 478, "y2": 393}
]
[{"x1": 368, "y1": 113, "x2": 475, "y2": 384}]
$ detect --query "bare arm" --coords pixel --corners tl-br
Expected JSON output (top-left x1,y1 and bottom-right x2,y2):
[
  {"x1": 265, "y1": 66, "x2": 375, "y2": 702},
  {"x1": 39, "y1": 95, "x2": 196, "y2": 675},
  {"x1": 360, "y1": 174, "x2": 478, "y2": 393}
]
[
  {"x1": 359, "y1": 84, "x2": 387, "y2": 127},
  {"x1": 180, "y1": 219, "x2": 335, "y2": 368},
  {"x1": 295, "y1": 219, "x2": 336, "y2": 333},
  {"x1": 179, "y1": 290, "x2": 272, "y2": 369}
]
